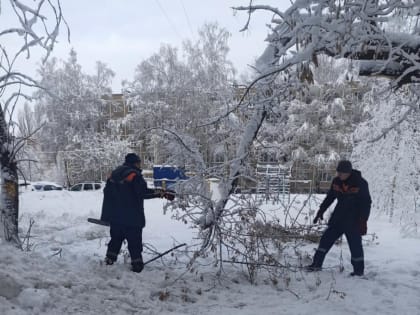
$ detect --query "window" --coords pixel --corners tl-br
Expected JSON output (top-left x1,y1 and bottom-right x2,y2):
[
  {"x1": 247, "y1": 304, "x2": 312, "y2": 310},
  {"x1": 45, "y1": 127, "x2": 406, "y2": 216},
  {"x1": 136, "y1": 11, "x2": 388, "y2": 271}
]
[
  {"x1": 84, "y1": 184, "x2": 93, "y2": 191},
  {"x1": 70, "y1": 184, "x2": 82, "y2": 191},
  {"x1": 94, "y1": 184, "x2": 101, "y2": 190}
]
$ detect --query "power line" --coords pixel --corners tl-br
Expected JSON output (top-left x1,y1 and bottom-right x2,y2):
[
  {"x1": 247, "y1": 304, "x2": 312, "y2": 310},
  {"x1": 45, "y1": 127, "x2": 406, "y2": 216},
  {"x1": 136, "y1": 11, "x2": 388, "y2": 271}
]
[
  {"x1": 179, "y1": 0, "x2": 195, "y2": 38},
  {"x1": 154, "y1": 0, "x2": 183, "y2": 41}
]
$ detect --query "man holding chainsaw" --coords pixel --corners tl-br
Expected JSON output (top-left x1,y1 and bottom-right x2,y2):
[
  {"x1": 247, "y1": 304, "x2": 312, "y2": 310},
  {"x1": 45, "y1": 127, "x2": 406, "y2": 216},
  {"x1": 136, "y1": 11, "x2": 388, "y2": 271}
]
[
  {"x1": 101, "y1": 153, "x2": 175, "y2": 273},
  {"x1": 306, "y1": 160, "x2": 372, "y2": 276}
]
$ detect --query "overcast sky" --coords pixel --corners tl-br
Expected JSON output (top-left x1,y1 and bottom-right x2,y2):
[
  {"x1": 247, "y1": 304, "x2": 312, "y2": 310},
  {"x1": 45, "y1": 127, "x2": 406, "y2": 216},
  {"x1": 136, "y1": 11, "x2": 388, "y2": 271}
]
[{"x1": 5, "y1": 0, "x2": 289, "y2": 91}]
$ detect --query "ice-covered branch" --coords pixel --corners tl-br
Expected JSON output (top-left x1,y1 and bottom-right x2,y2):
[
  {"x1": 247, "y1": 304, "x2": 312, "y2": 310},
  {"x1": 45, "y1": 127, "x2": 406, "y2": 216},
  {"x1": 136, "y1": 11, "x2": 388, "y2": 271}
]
[{"x1": 235, "y1": 0, "x2": 420, "y2": 87}]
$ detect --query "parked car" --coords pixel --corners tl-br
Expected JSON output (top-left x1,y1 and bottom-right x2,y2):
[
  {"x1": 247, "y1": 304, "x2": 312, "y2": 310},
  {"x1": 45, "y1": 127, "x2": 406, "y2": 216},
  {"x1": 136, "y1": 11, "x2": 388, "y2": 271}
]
[
  {"x1": 31, "y1": 181, "x2": 64, "y2": 191},
  {"x1": 69, "y1": 182, "x2": 104, "y2": 191}
]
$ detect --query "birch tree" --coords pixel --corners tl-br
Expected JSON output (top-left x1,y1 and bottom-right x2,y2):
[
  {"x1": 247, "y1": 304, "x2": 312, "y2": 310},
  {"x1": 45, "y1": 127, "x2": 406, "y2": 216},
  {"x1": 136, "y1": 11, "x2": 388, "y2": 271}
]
[{"x1": 0, "y1": 0, "x2": 67, "y2": 245}]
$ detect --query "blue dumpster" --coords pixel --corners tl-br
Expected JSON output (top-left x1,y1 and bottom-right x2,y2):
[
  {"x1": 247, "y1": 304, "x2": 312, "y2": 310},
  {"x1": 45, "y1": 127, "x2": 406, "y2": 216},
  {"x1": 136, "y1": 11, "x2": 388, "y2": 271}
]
[{"x1": 153, "y1": 165, "x2": 188, "y2": 189}]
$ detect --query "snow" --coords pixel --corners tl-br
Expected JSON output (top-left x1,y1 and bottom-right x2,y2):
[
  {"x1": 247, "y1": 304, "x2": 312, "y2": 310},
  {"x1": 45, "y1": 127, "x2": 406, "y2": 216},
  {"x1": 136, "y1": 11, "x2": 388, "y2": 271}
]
[
  {"x1": 324, "y1": 115, "x2": 334, "y2": 127},
  {"x1": 0, "y1": 189, "x2": 419, "y2": 314}
]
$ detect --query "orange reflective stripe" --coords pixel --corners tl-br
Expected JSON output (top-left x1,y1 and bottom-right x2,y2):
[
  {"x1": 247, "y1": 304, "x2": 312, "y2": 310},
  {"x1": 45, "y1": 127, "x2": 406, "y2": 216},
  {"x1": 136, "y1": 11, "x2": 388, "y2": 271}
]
[
  {"x1": 125, "y1": 172, "x2": 136, "y2": 182},
  {"x1": 333, "y1": 183, "x2": 359, "y2": 194}
]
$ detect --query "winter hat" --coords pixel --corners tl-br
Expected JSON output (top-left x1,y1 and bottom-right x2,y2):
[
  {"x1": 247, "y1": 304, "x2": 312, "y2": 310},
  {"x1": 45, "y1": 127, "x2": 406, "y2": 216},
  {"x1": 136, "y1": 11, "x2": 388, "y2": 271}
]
[
  {"x1": 125, "y1": 153, "x2": 141, "y2": 164},
  {"x1": 336, "y1": 160, "x2": 352, "y2": 173}
]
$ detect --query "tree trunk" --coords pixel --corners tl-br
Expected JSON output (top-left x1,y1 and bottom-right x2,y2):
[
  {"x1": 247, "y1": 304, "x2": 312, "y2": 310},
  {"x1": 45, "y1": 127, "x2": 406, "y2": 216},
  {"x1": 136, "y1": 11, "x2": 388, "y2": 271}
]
[
  {"x1": 200, "y1": 107, "x2": 267, "y2": 250},
  {"x1": 0, "y1": 106, "x2": 20, "y2": 246}
]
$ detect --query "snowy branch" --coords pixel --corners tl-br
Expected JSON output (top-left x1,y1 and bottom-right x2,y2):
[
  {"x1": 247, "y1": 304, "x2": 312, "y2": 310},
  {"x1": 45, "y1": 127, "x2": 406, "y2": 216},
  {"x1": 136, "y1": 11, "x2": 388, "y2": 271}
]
[{"x1": 235, "y1": 0, "x2": 420, "y2": 87}]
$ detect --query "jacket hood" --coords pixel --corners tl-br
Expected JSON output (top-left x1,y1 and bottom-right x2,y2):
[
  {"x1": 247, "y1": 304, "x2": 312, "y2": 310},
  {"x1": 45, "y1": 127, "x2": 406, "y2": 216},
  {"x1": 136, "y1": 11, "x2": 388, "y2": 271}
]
[
  {"x1": 111, "y1": 164, "x2": 141, "y2": 182},
  {"x1": 334, "y1": 169, "x2": 362, "y2": 185},
  {"x1": 345, "y1": 169, "x2": 362, "y2": 185},
  {"x1": 351, "y1": 169, "x2": 361, "y2": 178}
]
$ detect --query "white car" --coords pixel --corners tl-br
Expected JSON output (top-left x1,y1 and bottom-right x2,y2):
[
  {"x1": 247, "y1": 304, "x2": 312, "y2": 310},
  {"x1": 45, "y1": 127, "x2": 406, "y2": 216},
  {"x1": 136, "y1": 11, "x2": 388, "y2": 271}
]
[
  {"x1": 69, "y1": 182, "x2": 104, "y2": 191},
  {"x1": 31, "y1": 181, "x2": 64, "y2": 191}
]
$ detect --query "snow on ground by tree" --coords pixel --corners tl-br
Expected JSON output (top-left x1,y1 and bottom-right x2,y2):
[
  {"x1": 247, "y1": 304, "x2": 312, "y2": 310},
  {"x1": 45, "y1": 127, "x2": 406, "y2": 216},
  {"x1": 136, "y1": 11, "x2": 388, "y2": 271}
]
[{"x1": 0, "y1": 189, "x2": 419, "y2": 314}]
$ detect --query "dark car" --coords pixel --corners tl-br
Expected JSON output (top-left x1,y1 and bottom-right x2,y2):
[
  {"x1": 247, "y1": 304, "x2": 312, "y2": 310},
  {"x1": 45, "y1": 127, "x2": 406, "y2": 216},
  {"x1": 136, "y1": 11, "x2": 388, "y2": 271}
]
[
  {"x1": 69, "y1": 182, "x2": 104, "y2": 191},
  {"x1": 31, "y1": 182, "x2": 64, "y2": 191}
]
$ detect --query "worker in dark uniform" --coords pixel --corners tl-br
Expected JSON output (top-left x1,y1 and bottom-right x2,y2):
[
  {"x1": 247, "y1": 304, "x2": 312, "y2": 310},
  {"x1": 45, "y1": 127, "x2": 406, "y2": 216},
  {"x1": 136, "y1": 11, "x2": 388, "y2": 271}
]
[
  {"x1": 102, "y1": 153, "x2": 174, "y2": 272},
  {"x1": 306, "y1": 160, "x2": 372, "y2": 276}
]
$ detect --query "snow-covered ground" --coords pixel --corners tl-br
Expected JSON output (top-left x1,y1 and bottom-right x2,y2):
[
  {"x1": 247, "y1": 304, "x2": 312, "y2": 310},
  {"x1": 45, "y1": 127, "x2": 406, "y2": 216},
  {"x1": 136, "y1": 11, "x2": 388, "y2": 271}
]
[{"x1": 1, "y1": 189, "x2": 420, "y2": 315}]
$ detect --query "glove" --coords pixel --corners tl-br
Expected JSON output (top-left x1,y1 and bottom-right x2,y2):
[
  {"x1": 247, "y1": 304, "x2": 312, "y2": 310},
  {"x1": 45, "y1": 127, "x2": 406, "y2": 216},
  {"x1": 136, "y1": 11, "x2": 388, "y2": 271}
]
[
  {"x1": 163, "y1": 190, "x2": 175, "y2": 201},
  {"x1": 155, "y1": 189, "x2": 175, "y2": 201},
  {"x1": 313, "y1": 210, "x2": 323, "y2": 224},
  {"x1": 359, "y1": 219, "x2": 367, "y2": 236}
]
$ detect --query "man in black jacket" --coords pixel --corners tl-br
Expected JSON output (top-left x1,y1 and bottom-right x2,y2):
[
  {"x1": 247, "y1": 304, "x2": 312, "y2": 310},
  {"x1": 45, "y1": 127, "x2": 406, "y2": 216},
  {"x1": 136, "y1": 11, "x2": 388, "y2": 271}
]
[
  {"x1": 101, "y1": 153, "x2": 174, "y2": 273},
  {"x1": 306, "y1": 160, "x2": 372, "y2": 276}
]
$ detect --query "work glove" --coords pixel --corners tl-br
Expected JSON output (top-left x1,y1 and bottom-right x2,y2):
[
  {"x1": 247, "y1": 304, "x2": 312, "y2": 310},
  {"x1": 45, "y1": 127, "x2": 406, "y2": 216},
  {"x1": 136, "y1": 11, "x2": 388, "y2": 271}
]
[
  {"x1": 359, "y1": 219, "x2": 368, "y2": 236},
  {"x1": 156, "y1": 189, "x2": 175, "y2": 201},
  {"x1": 313, "y1": 210, "x2": 323, "y2": 224},
  {"x1": 163, "y1": 190, "x2": 175, "y2": 201}
]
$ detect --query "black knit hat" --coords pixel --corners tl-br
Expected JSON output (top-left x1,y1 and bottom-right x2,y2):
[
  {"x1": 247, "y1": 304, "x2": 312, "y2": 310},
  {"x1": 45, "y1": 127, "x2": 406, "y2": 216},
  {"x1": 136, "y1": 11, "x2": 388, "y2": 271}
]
[
  {"x1": 125, "y1": 153, "x2": 141, "y2": 164},
  {"x1": 336, "y1": 160, "x2": 352, "y2": 173}
]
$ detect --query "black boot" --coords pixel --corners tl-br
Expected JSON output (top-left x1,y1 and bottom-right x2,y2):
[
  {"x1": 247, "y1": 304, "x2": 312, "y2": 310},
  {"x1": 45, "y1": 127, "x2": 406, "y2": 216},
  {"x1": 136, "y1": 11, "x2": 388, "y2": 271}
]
[
  {"x1": 350, "y1": 271, "x2": 364, "y2": 277},
  {"x1": 132, "y1": 262, "x2": 144, "y2": 273},
  {"x1": 131, "y1": 256, "x2": 144, "y2": 273},
  {"x1": 105, "y1": 256, "x2": 115, "y2": 265}
]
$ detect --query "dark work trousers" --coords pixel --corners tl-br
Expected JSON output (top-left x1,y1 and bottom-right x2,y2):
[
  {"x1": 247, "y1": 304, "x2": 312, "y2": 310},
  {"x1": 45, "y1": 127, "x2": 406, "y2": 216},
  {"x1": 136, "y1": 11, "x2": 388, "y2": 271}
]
[
  {"x1": 312, "y1": 225, "x2": 364, "y2": 273},
  {"x1": 106, "y1": 224, "x2": 143, "y2": 265}
]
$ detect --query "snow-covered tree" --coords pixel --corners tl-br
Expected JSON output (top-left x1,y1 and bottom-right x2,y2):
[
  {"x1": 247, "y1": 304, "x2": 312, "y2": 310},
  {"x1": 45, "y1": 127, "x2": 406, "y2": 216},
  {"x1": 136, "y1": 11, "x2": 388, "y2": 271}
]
[
  {"x1": 352, "y1": 80, "x2": 420, "y2": 235},
  {"x1": 254, "y1": 57, "x2": 371, "y2": 174},
  {"x1": 181, "y1": 0, "x2": 420, "y2": 256},
  {"x1": 231, "y1": 1, "x2": 420, "y2": 231},
  {"x1": 235, "y1": 1, "x2": 420, "y2": 86},
  {"x1": 0, "y1": 0, "x2": 67, "y2": 245},
  {"x1": 124, "y1": 23, "x2": 237, "y2": 171},
  {"x1": 32, "y1": 50, "x2": 116, "y2": 184}
]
